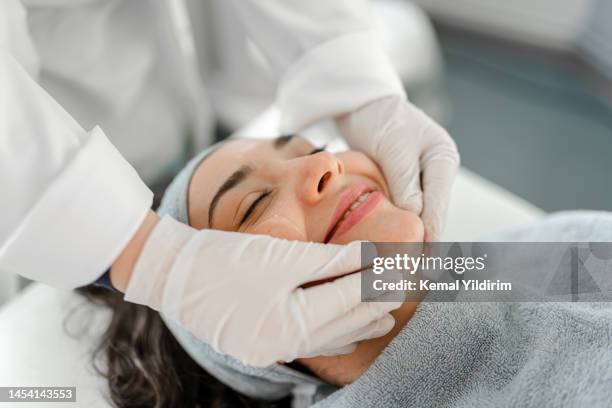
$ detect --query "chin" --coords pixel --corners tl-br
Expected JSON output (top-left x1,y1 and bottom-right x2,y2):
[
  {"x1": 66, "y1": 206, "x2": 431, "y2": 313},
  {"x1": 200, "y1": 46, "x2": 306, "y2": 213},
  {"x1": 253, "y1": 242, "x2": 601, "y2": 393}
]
[{"x1": 333, "y1": 201, "x2": 424, "y2": 244}]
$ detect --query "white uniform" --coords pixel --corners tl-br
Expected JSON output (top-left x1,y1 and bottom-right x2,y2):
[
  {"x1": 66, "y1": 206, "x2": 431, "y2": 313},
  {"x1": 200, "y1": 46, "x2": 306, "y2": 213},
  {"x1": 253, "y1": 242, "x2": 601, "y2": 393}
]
[{"x1": 0, "y1": 0, "x2": 403, "y2": 289}]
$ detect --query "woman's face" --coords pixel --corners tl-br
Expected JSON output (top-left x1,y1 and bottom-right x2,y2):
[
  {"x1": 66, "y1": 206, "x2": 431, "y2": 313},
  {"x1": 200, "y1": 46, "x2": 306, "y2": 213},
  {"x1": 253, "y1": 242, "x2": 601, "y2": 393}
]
[
  {"x1": 188, "y1": 135, "x2": 423, "y2": 245},
  {"x1": 188, "y1": 136, "x2": 423, "y2": 386}
]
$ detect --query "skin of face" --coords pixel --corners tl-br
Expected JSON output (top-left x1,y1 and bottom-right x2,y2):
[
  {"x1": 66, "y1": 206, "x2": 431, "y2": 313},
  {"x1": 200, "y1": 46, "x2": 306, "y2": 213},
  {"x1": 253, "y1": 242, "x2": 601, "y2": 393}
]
[{"x1": 188, "y1": 136, "x2": 424, "y2": 386}]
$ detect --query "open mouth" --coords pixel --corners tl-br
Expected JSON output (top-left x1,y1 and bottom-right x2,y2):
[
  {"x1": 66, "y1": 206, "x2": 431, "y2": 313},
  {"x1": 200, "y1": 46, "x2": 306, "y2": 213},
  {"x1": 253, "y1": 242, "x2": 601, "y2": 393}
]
[{"x1": 324, "y1": 183, "x2": 383, "y2": 243}]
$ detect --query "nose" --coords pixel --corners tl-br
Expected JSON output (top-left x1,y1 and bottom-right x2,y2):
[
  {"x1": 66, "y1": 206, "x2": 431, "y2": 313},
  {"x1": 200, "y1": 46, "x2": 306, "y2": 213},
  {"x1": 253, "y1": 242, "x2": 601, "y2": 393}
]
[{"x1": 297, "y1": 151, "x2": 344, "y2": 204}]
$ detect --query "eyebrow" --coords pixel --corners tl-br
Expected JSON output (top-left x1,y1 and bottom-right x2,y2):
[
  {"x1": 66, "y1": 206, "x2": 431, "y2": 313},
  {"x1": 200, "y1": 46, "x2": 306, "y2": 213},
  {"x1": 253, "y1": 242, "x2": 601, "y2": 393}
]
[
  {"x1": 274, "y1": 134, "x2": 294, "y2": 149},
  {"x1": 208, "y1": 165, "x2": 253, "y2": 227}
]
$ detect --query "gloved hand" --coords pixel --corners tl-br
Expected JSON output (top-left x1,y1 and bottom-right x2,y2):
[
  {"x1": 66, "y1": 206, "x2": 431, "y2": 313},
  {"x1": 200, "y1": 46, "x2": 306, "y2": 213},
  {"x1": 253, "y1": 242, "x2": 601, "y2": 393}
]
[
  {"x1": 336, "y1": 95, "x2": 460, "y2": 241},
  {"x1": 124, "y1": 215, "x2": 400, "y2": 367}
]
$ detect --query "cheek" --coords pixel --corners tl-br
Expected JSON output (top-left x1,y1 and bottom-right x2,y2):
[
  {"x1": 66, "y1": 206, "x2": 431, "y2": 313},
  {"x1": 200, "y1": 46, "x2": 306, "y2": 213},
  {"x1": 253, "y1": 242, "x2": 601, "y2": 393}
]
[
  {"x1": 248, "y1": 212, "x2": 307, "y2": 241},
  {"x1": 337, "y1": 151, "x2": 389, "y2": 196}
]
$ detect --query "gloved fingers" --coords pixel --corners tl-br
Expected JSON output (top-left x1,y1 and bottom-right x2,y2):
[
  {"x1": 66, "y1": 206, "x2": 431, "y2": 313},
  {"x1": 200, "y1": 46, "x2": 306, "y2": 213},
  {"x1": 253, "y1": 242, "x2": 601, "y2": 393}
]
[
  {"x1": 305, "y1": 313, "x2": 396, "y2": 358},
  {"x1": 376, "y1": 128, "x2": 423, "y2": 214},
  {"x1": 420, "y1": 156, "x2": 459, "y2": 242},
  {"x1": 297, "y1": 342, "x2": 357, "y2": 359},
  {"x1": 309, "y1": 343, "x2": 358, "y2": 358},
  {"x1": 320, "y1": 294, "x2": 400, "y2": 340},
  {"x1": 295, "y1": 272, "x2": 362, "y2": 330},
  {"x1": 295, "y1": 240, "x2": 365, "y2": 284},
  {"x1": 308, "y1": 301, "x2": 399, "y2": 356},
  {"x1": 378, "y1": 129, "x2": 423, "y2": 214},
  {"x1": 327, "y1": 313, "x2": 397, "y2": 354},
  {"x1": 382, "y1": 102, "x2": 457, "y2": 217},
  {"x1": 295, "y1": 270, "x2": 401, "y2": 333},
  {"x1": 388, "y1": 168, "x2": 423, "y2": 215}
]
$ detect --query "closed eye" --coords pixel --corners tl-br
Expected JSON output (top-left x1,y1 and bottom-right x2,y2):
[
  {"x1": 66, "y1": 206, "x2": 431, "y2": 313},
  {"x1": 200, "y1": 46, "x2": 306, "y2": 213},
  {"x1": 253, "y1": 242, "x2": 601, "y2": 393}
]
[
  {"x1": 309, "y1": 145, "x2": 327, "y2": 155},
  {"x1": 238, "y1": 143, "x2": 325, "y2": 227},
  {"x1": 239, "y1": 190, "x2": 272, "y2": 227}
]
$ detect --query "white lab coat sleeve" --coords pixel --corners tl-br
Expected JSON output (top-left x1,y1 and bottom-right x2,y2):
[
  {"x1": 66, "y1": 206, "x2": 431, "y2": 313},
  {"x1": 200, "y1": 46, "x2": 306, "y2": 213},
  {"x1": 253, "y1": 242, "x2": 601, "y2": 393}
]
[
  {"x1": 226, "y1": 0, "x2": 407, "y2": 132},
  {"x1": 0, "y1": 27, "x2": 152, "y2": 288},
  {"x1": 0, "y1": 0, "x2": 38, "y2": 78}
]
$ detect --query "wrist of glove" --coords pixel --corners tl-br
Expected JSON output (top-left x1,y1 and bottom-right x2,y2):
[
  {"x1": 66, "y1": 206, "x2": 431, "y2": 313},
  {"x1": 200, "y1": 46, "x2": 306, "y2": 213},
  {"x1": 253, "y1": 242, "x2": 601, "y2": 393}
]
[
  {"x1": 124, "y1": 215, "x2": 400, "y2": 366},
  {"x1": 336, "y1": 95, "x2": 460, "y2": 241}
]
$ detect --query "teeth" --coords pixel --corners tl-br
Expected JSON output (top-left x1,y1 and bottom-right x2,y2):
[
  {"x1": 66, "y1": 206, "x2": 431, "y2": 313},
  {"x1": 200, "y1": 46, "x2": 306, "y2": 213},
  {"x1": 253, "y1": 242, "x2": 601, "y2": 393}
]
[{"x1": 345, "y1": 192, "x2": 370, "y2": 216}]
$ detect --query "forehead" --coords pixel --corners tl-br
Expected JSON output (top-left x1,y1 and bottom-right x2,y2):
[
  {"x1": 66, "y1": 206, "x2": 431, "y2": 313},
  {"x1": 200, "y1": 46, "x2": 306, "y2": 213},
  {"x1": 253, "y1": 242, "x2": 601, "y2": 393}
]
[{"x1": 187, "y1": 137, "x2": 311, "y2": 228}]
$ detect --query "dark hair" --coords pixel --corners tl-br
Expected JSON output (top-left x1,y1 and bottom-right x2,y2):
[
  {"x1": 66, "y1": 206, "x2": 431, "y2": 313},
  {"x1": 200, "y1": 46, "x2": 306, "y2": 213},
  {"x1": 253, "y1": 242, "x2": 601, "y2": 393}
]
[{"x1": 71, "y1": 286, "x2": 291, "y2": 408}]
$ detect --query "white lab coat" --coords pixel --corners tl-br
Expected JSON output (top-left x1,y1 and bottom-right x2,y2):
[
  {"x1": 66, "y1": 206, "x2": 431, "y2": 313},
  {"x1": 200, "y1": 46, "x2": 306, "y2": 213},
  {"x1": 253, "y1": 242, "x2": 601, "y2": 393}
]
[{"x1": 0, "y1": 0, "x2": 404, "y2": 289}]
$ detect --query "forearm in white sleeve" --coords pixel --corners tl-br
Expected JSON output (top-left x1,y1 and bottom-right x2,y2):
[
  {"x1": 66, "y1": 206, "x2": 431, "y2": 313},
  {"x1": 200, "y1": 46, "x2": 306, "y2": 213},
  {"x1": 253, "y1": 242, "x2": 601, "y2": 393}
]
[
  {"x1": 226, "y1": 0, "x2": 406, "y2": 132},
  {"x1": 0, "y1": 51, "x2": 152, "y2": 289}
]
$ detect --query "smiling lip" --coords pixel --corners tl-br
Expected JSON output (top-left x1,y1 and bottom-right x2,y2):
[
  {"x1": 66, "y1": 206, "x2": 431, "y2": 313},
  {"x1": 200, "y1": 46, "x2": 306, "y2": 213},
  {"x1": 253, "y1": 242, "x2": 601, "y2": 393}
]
[{"x1": 324, "y1": 182, "x2": 383, "y2": 243}]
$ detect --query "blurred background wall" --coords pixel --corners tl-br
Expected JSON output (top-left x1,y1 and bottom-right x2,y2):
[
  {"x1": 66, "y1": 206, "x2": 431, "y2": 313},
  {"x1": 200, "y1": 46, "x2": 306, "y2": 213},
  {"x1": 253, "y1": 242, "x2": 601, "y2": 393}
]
[
  {"x1": 410, "y1": 0, "x2": 612, "y2": 212},
  {"x1": 412, "y1": 0, "x2": 593, "y2": 50}
]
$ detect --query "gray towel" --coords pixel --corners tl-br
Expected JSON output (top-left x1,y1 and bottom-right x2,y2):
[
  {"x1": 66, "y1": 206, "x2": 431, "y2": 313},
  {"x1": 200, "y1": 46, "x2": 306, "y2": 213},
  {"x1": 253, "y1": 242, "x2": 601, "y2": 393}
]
[
  {"x1": 316, "y1": 300, "x2": 612, "y2": 408},
  {"x1": 314, "y1": 211, "x2": 612, "y2": 408}
]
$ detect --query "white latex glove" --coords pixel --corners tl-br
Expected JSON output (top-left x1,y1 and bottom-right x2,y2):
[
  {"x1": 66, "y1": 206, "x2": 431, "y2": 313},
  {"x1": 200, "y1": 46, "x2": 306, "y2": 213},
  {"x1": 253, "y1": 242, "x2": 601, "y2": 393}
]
[
  {"x1": 124, "y1": 215, "x2": 400, "y2": 367},
  {"x1": 337, "y1": 95, "x2": 460, "y2": 241}
]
